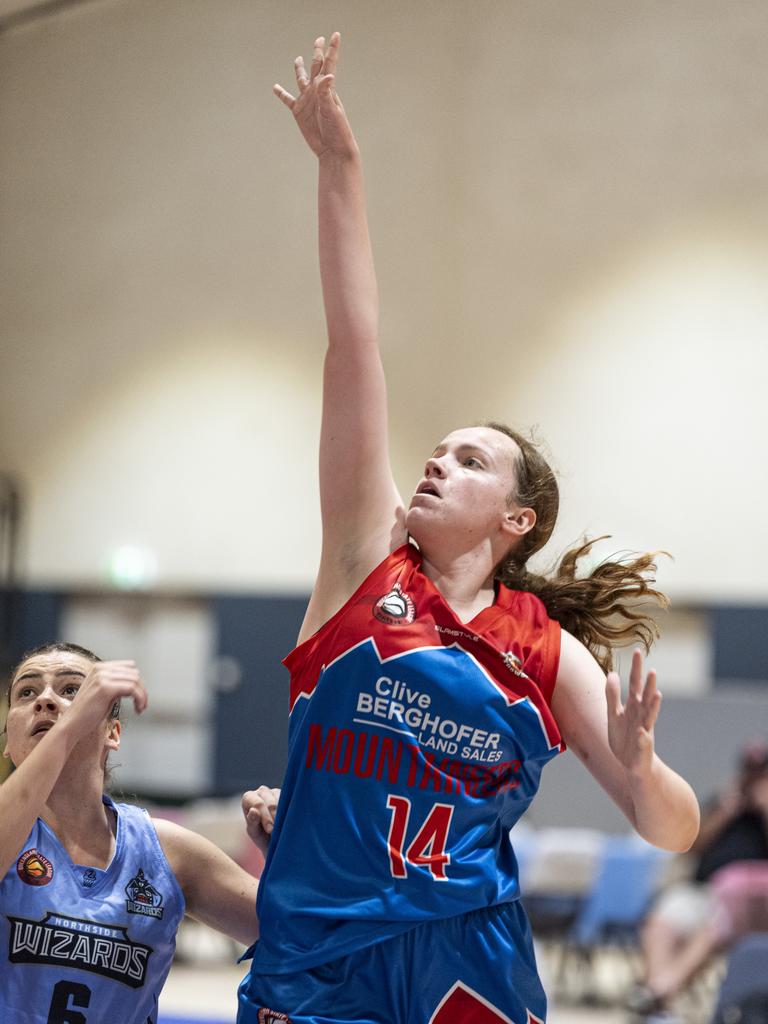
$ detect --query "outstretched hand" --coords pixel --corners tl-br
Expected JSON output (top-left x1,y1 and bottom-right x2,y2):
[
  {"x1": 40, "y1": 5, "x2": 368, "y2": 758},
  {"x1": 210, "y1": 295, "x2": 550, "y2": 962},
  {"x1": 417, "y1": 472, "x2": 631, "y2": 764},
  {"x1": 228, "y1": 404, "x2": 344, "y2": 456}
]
[
  {"x1": 274, "y1": 32, "x2": 358, "y2": 160},
  {"x1": 605, "y1": 649, "x2": 661, "y2": 777},
  {"x1": 242, "y1": 785, "x2": 280, "y2": 856}
]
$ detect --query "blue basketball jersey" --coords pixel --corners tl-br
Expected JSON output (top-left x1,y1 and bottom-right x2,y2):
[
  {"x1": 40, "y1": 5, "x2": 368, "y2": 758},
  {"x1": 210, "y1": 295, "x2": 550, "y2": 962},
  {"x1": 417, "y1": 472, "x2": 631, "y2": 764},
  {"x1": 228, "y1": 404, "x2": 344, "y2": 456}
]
[
  {"x1": 0, "y1": 797, "x2": 185, "y2": 1024},
  {"x1": 250, "y1": 544, "x2": 563, "y2": 975}
]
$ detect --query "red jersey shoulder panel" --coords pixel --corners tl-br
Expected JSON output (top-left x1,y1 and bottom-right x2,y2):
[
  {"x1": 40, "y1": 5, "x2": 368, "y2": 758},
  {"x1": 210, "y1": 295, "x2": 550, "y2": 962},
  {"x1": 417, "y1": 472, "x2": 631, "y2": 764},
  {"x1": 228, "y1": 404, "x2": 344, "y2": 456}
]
[
  {"x1": 480, "y1": 585, "x2": 562, "y2": 707},
  {"x1": 285, "y1": 545, "x2": 562, "y2": 731}
]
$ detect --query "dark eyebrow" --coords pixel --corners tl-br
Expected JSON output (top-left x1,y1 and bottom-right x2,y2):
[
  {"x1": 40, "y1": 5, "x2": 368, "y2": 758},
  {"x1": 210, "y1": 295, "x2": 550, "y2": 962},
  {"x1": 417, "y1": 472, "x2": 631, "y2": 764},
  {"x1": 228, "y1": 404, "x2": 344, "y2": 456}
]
[
  {"x1": 13, "y1": 669, "x2": 87, "y2": 684},
  {"x1": 14, "y1": 671, "x2": 41, "y2": 684}
]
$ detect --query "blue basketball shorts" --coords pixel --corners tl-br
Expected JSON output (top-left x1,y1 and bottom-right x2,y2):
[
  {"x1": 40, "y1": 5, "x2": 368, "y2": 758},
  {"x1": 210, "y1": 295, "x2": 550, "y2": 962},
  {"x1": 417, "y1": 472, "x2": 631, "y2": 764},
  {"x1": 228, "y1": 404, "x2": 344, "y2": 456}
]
[{"x1": 237, "y1": 900, "x2": 546, "y2": 1024}]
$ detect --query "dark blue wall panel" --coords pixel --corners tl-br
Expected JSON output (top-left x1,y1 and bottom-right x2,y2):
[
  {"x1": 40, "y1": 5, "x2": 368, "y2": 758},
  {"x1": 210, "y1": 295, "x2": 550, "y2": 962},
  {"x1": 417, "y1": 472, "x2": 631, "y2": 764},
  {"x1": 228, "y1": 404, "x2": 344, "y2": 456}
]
[
  {"x1": 210, "y1": 594, "x2": 307, "y2": 795},
  {"x1": 0, "y1": 588, "x2": 64, "y2": 679},
  {"x1": 712, "y1": 606, "x2": 768, "y2": 684}
]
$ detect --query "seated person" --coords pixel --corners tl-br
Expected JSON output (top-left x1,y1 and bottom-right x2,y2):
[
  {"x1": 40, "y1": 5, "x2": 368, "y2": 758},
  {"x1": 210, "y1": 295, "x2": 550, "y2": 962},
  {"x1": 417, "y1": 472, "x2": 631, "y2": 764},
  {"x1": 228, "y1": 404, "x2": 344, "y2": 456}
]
[{"x1": 629, "y1": 740, "x2": 768, "y2": 1020}]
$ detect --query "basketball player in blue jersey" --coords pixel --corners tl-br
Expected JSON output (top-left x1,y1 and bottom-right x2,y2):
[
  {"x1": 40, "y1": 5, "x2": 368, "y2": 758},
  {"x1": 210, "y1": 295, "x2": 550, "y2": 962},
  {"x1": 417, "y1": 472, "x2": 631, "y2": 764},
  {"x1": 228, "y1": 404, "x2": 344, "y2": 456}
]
[
  {"x1": 0, "y1": 641, "x2": 278, "y2": 1024},
  {"x1": 237, "y1": 33, "x2": 700, "y2": 1024}
]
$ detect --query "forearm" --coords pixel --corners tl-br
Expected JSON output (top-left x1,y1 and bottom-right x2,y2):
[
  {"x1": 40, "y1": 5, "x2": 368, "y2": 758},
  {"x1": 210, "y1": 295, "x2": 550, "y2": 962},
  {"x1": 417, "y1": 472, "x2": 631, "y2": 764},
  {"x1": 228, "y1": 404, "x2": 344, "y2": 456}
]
[
  {"x1": 155, "y1": 819, "x2": 260, "y2": 945},
  {"x1": 627, "y1": 755, "x2": 700, "y2": 852},
  {"x1": 186, "y1": 878, "x2": 260, "y2": 946},
  {"x1": 0, "y1": 724, "x2": 76, "y2": 876},
  {"x1": 318, "y1": 151, "x2": 379, "y2": 352}
]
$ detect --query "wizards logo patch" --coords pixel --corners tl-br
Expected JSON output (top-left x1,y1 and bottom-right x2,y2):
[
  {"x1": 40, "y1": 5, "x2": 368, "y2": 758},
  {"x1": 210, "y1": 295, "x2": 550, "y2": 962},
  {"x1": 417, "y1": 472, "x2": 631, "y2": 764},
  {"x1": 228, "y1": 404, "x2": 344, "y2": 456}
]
[
  {"x1": 373, "y1": 583, "x2": 416, "y2": 625},
  {"x1": 125, "y1": 868, "x2": 164, "y2": 919},
  {"x1": 17, "y1": 849, "x2": 54, "y2": 887}
]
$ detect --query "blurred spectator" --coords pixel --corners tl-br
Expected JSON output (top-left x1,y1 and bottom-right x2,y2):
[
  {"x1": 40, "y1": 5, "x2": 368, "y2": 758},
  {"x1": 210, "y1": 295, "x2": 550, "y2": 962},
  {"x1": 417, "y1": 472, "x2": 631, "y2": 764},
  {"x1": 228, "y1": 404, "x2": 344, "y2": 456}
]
[{"x1": 628, "y1": 740, "x2": 768, "y2": 1022}]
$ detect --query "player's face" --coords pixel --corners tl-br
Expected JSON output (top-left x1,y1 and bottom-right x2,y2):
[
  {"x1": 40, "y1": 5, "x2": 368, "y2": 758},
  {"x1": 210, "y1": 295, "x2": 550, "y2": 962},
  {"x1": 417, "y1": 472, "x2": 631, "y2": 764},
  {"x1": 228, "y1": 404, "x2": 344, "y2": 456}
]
[
  {"x1": 3, "y1": 651, "x2": 92, "y2": 768},
  {"x1": 406, "y1": 426, "x2": 525, "y2": 552}
]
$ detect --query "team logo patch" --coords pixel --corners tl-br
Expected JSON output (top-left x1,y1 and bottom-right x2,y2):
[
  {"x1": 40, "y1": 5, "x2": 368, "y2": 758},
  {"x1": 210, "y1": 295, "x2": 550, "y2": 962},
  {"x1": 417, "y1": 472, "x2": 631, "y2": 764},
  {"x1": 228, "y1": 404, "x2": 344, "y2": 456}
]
[
  {"x1": 502, "y1": 651, "x2": 529, "y2": 679},
  {"x1": 17, "y1": 849, "x2": 53, "y2": 887},
  {"x1": 373, "y1": 583, "x2": 416, "y2": 625},
  {"x1": 125, "y1": 868, "x2": 164, "y2": 919},
  {"x1": 258, "y1": 1010, "x2": 291, "y2": 1024},
  {"x1": 81, "y1": 868, "x2": 98, "y2": 889}
]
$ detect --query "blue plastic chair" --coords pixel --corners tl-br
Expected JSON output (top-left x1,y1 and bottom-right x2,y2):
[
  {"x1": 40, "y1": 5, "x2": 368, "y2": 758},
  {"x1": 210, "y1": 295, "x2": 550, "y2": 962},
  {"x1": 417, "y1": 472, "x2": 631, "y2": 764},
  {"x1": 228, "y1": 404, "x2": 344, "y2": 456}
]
[
  {"x1": 571, "y1": 836, "x2": 669, "y2": 947},
  {"x1": 555, "y1": 836, "x2": 670, "y2": 1003}
]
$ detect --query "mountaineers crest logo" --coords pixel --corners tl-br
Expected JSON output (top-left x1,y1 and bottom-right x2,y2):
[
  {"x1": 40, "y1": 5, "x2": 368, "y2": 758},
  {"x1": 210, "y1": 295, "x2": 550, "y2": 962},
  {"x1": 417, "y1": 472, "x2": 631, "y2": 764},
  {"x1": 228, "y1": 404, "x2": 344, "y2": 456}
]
[
  {"x1": 373, "y1": 583, "x2": 416, "y2": 625},
  {"x1": 501, "y1": 651, "x2": 529, "y2": 679},
  {"x1": 125, "y1": 868, "x2": 164, "y2": 919}
]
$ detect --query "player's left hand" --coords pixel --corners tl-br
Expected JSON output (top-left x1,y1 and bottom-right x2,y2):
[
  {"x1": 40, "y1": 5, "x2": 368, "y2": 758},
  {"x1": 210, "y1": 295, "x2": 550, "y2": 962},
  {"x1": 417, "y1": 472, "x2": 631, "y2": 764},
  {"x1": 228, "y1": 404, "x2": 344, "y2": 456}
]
[
  {"x1": 242, "y1": 786, "x2": 280, "y2": 855},
  {"x1": 605, "y1": 649, "x2": 661, "y2": 777},
  {"x1": 273, "y1": 32, "x2": 358, "y2": 161}
]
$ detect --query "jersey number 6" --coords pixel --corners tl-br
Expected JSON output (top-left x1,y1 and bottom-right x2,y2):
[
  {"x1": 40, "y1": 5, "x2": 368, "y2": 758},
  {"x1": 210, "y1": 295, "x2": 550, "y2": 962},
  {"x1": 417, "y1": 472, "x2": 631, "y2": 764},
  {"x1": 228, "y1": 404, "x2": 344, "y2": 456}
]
[
  {"x1": 47, "y1": 980, "x2": 91, "y2": 1024},
  {"x1": 386, "y1": 795, "x2": 454, "y2": 881}
]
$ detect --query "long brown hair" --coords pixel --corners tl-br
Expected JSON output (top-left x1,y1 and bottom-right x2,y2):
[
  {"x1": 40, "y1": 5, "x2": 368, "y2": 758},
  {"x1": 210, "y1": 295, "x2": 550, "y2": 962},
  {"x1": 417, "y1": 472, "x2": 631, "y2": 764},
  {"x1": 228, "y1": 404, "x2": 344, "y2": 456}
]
[{"x1": 487, "y1": 422, "x2": 668, "y2": 674}]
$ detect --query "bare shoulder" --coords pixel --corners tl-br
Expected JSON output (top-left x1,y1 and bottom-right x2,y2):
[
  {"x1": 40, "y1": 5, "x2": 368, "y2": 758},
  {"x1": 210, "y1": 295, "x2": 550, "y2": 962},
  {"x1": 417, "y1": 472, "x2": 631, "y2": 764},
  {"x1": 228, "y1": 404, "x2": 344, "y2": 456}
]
[
  {"x1": 151, "y1": 817, "x2": 191, "y2": 876},
  {"x1": 552, "y1": 630, "x2": 610, "y2": 761},
  {"x1": 555, "y1": 630, "x2": 604, "y2": 693},
  {"x1": 151, "y1": 816, "x2": 188, "y2": 843},
  {"x1": 150, "y1": 817, "x2": 222, "y2": 886}
]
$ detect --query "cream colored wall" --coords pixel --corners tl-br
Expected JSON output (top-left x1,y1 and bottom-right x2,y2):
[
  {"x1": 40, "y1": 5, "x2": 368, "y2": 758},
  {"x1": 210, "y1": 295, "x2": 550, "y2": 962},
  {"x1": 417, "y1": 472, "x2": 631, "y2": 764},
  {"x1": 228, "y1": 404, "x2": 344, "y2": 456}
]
[{"x1": 1, "y1": 0, "x2": 767, "y2": 597}]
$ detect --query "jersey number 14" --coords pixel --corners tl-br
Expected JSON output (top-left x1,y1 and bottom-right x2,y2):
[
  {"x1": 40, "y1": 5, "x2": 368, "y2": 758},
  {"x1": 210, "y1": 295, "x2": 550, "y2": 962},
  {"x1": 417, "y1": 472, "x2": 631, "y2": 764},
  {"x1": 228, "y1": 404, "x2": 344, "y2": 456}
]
[{"x1": 386, "y1": 795, "x2": 455, "y2": 881}]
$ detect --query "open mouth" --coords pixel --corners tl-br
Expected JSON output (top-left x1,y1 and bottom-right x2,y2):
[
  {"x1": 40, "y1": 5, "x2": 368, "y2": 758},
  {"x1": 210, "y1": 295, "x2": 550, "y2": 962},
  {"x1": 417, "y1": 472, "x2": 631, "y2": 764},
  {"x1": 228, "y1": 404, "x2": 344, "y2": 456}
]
[
  {"x1": 32, "y1": 721, "x2": 55, "y2": 736},
  {"x1": 416, "y1": 483, "x2": 440, "y2": 498}
]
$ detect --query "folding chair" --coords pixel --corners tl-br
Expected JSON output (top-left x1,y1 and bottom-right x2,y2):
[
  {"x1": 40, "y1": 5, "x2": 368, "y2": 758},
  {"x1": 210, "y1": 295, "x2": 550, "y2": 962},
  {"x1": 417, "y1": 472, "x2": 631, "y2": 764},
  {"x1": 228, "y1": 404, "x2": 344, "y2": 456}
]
[
  {"x1": 559, "y1": 835, "x2": 670, "y2": 1004},
  {"x1": 516, "y1": 828, "x2": 603, "y2": 1000}
]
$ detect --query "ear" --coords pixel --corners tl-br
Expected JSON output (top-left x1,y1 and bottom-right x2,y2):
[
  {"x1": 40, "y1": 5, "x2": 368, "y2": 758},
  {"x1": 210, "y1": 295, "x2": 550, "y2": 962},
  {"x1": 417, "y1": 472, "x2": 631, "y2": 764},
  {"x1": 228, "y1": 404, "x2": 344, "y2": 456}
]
[
  {"x1": 3, "y1": 735, "x2": 17, "y2": 767},
  {"x1": 501, "y1": 505, "x2": 536, "y2": 541},
  {"x1": 105, "y1": 718, "x2": 121, "y2": 753}
]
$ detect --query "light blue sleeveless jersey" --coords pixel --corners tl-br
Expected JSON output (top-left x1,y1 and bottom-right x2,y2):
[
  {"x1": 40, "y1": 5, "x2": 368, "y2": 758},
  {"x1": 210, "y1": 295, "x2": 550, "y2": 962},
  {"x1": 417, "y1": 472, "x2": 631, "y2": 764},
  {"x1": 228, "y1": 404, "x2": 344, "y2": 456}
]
[{"x1": 0, "y1": 798, "x2": 184, "y2": 1024}]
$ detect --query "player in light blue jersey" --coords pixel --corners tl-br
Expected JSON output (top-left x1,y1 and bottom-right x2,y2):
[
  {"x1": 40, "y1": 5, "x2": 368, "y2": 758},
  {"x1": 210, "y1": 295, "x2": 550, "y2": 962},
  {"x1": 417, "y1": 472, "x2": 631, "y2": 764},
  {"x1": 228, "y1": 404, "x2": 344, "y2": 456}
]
[
  {"x1": 1, "y1": 641, "x2": 278, "y2": 1024},
  {"x1": 237, "y1": 33, "x2": 701, "y2": 1024}
]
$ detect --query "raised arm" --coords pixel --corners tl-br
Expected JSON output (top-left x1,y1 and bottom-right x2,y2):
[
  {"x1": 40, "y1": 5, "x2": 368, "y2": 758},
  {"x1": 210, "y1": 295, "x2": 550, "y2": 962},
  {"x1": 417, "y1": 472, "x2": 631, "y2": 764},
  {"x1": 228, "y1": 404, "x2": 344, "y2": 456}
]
[
  {"x1": 0, "y1": 661, "x2": 147, "y2": 879},
  {"x1": 274, "y1": 34, "x2": 406, "y2": 641},
  {"x1": 552, "y1": 636, "x2": 700, "y2": 852}
]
